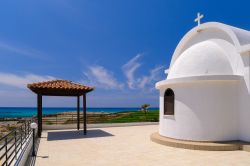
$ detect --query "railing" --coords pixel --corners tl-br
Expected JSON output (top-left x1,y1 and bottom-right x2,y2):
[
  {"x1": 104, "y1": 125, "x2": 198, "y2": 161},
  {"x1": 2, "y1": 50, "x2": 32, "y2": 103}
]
[
  {"x1": 42, "y1": 111, "x2": 159, "y2": 125},
  {"x1": 0, "y1": 118, "x2": 36, "y2": 166}
]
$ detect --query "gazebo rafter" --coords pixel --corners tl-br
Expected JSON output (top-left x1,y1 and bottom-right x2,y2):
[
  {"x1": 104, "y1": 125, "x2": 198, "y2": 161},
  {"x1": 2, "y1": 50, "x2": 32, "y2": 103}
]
[{"x1": 27, "y1": 80, "x2": 94, "y2": 137}]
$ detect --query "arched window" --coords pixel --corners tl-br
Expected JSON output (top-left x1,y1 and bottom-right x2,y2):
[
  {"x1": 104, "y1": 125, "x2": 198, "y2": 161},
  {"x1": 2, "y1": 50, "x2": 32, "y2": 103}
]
[{"x1": 164, "y1": 88, "x2": 174, "y2": 115}]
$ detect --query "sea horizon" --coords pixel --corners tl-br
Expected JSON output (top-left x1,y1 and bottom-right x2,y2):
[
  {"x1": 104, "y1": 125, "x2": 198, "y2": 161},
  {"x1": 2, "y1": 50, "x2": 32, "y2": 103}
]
[
  {"x1": 0, "y1": 107, "x2": 159, "y2": 118},
  {"x1": 0, "y1": 106, "x2": 159, "y2": 108}
]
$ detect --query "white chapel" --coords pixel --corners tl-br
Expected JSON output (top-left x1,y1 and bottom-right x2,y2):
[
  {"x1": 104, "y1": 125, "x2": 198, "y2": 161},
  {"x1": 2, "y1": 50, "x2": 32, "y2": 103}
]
[{"x1": 156, "y1": 18, "x2": 250, "y2": 142}]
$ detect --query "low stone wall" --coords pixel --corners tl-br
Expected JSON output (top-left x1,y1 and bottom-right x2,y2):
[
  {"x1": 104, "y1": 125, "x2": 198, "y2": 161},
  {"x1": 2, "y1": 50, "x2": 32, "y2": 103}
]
[{"x1": 43, "y1": 122, "x2": 159, "y2": 130}]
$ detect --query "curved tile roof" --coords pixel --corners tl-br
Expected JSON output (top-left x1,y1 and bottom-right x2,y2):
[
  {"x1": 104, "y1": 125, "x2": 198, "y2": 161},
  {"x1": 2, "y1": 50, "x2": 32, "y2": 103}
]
[{"x1": 27, "y1": 80, "x2": 94, "y2": 96}]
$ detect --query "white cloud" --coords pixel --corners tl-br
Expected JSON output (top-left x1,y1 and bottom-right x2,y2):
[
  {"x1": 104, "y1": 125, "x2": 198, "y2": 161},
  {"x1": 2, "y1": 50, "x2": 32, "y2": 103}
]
[
  {"x1": 81, "y1": 54, "x2": 164, "y2": 92},
  {"x1": 138, "y1": 66, "x2": 164, "y2": 89},
  {"x1": 82, "y1": 65, "x2": 124, "y2": 90},
  {"x1": 0, "y1": 41, "x2": 46, "y2": 59},
  {"x1": 122, "y1": 54, "x2": 143, "y2": 89},
  {"x1": 122, "y1": 54, "x2": 164, "y2": 90},
  {"x1": 0, "y1": 72, "x2": 56, "y2": 89}
]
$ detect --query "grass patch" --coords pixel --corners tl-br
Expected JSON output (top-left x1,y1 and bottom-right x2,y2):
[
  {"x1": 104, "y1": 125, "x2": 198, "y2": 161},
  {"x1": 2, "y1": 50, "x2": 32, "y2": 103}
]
[{"x1": 106, "y1": 110, "x2": 159, "y2": 123}]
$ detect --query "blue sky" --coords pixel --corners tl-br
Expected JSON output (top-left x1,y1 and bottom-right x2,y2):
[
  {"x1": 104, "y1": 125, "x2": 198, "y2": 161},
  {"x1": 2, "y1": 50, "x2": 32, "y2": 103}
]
[{"x1": 0, "y1": 0, "x2": 249, "y2": 107}]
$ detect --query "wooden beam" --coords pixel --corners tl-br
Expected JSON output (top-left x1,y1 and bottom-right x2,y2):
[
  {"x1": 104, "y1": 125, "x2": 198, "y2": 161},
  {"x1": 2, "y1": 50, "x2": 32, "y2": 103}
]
[
  {"x1": 83, "y1": 94, "x2": 87, "y2": 135},
  {"x1": 77, "y1": 96, "x2": 80, "y2": 130},
  {"x1": 29, "y1": 89, "x2": 93, "y2": 96},
  {"x1": 37, "y1": 94, "x2": 42, "y2": 138}
]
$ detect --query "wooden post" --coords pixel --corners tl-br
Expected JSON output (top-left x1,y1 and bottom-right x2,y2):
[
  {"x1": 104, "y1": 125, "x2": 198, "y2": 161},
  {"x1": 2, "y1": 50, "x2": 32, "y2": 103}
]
[
  {"x1": 37, "y1": 94, "x2": 42, "y2": 138},
  {"x1": 83, "y1": 94, "x2": 87, "y2": 135},
  {"x1": 77, "y1": 96, "x2": 80, "y2": 130}
]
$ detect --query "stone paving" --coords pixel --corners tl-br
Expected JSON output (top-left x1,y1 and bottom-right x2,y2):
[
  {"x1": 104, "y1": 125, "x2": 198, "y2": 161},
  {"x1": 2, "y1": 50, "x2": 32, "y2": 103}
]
[{"x1": 35, "y1": 125, "x2": 250, "y2": 166}]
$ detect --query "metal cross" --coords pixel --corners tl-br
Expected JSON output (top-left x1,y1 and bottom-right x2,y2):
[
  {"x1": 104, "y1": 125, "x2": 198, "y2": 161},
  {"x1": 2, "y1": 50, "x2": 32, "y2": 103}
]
[{"x1": 194, "y1": 12, "x2": 204, "y2": 26}]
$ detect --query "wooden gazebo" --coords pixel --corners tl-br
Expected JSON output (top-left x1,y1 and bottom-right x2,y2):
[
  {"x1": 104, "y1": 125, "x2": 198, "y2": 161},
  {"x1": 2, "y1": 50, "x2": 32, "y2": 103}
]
[{"x1": 27, "y1": 80, "x2": 94, "y2": 137}]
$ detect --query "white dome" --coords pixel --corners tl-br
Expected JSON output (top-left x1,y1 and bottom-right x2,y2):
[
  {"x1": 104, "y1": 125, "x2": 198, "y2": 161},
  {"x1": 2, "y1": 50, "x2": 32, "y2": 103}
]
[{"x1": 168, "y1": 40, "x2": 234, "y2": 79}]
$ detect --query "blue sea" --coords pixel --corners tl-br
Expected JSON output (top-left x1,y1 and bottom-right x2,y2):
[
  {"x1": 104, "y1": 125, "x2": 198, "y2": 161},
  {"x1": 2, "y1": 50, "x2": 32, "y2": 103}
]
[{"x1": 0, "y1": 107, "x2": 159, "y2": 118}]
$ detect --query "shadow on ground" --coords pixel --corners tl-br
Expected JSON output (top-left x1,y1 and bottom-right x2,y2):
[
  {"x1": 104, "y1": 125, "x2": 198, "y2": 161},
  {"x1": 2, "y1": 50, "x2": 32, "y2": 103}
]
[{"x1": 47, "y1": 129, "x2": 114, "y2": 141}]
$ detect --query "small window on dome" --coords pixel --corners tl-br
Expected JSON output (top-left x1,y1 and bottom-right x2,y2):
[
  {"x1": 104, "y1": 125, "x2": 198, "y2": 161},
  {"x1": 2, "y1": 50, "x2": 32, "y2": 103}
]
[{"x1": 164, "y1": 88, "x2": 174, "y2": 115}]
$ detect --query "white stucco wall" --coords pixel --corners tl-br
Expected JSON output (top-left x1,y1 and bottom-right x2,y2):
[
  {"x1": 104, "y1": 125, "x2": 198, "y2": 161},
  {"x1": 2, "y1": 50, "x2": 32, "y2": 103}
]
[
  {"x1": 158, "y1": 81, "x2": 240, "y2": 141},
  {"x1": 239, "y1": 53, "x2": 250, "y2": 141},
  {"x1": 156, "y1": 22, "x2": 250, "y2": 142}
]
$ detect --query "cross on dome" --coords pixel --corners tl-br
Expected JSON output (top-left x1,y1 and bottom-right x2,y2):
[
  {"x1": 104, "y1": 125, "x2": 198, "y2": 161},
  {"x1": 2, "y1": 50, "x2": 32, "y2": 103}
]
[{"x1": 194, "y1": 12, "x2": 204, "y2": 26}]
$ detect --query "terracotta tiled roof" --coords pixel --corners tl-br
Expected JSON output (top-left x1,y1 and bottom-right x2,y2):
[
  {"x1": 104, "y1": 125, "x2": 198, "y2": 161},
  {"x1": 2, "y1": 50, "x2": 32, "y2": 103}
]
[{"x1": 27, "y1": 80, "x2": 94, "y2": 96}]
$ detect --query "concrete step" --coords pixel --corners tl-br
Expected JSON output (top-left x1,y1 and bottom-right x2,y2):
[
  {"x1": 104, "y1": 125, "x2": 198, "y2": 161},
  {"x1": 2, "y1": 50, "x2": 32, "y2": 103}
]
[{"x1": 151, "y1": 132, "x2": 250, "y2": 151}]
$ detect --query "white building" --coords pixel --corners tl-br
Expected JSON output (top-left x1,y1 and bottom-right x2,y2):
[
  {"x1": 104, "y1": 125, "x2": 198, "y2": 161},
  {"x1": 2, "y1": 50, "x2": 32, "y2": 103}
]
[{"x1": 156, "y1": 22, "x2": 250, "y2": 142}]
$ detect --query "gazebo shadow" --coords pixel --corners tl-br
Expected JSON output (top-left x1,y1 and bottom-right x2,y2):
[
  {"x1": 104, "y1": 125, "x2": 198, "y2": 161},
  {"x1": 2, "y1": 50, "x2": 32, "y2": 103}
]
[{"x1": 47, "y1": 129, "x2": 114, "y2": 141}]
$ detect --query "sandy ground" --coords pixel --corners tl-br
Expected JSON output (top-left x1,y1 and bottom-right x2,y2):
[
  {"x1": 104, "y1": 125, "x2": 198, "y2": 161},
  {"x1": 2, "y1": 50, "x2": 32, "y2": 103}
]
[{"x1": 35, "y1": 125, "x2": 250, "y2": 166}]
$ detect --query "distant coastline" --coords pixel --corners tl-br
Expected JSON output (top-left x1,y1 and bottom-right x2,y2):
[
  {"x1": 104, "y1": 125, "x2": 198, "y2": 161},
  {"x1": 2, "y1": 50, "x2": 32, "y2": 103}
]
[{"x1": 0, "y1": 107, "x2": 159, "y2": 118}]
